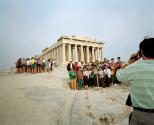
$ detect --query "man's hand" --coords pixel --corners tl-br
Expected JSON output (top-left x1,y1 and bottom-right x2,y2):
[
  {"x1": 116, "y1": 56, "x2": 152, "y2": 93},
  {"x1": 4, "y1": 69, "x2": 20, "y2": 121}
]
[
  {"x1": 121, "y1": 63, "x2": 128, "y2": 69},
  {"x1": 120, "y1": 52, "x2": 140, "y2": 69},
  {"x1": 128, "y1": 52, "x2": 140, "y2": 64}
]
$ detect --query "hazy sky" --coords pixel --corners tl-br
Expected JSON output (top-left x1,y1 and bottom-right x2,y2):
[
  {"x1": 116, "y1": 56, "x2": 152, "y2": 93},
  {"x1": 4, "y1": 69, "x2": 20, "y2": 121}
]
[{"x1": 0, "y1": 0, "x2": 154, "y2": 69}]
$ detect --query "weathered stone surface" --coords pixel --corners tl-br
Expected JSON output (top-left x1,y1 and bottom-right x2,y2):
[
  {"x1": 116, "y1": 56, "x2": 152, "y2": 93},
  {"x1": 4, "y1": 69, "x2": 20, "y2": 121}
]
[{"x1": 0, "y1": 66, "x2": 132, "y2": 125}]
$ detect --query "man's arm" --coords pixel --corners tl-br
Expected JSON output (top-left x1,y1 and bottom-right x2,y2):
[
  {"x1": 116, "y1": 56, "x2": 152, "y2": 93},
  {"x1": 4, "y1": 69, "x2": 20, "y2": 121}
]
[
  {"x1": 116, "y1": 68, "x2": 128, "y2": 82},
  {"x1": 116, "y1": 52, "x2": 141, "y2": 82}
]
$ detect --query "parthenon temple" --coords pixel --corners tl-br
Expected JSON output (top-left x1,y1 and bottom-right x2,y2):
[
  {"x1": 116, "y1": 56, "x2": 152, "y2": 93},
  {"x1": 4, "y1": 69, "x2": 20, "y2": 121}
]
[{"x1": 38, "y1": 35, "x2": 105, "y2": 64}]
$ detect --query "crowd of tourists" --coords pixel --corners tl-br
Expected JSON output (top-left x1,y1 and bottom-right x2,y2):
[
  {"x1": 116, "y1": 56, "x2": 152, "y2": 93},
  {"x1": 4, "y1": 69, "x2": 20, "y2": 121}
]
[
  {"x1": 15, "y1": 58, "x2": 56, "y2": 74},
  {"x1": 67, "y1": 57, "x2": 125, "y2": 90},
  {"x1": 15, "y1": 56, "x2": 124, "y2": 89}
]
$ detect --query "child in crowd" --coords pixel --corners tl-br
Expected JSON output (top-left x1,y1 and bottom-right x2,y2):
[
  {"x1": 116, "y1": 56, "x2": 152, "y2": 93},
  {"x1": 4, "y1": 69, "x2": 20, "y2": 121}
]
[
  {"x1": 89, "y1": 67, "x2": 96, "y2": 87},
  {"x1": 110, "y1": 58, "x2": 116, "y2": 85},
  {"x1": 98, "y1": 67, "x2": 105, "y2": 87},
  {"x1": 104, "y1": 66, "x2": 112, "y2": 87},
  {"x1": 76, "y1": 67, "x2": 84, "y2": 90},
  {"x1": 94, "y1": 66, "x2": 98, "y2": 87},
  {"x1": 83, "y1": 68, "x2": 89, "y2": 89},
  {"x1": 69, "y1": 69, "x2": 77, "y2": 90},
  {"x1": 73, "y1": 62, "x2": 78, "y2": 72}
]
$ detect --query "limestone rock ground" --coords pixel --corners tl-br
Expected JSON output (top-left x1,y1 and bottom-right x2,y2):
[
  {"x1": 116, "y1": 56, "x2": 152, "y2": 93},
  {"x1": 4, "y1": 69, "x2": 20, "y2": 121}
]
[{"x1": 0, "y1": 66, "x2": 132, "y2": 125}]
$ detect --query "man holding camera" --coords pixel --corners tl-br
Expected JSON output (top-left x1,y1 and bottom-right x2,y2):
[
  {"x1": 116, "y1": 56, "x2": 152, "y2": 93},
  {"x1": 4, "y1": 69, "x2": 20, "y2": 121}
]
[{"x1": 116, "y1": 38, "x2": 154, "y2": 125}]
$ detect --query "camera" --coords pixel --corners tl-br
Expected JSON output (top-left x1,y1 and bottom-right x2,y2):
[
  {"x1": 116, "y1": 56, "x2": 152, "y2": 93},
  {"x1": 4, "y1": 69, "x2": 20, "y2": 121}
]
[{"x1": 130, "y1": 50, "x2": 141, "y2": 60}]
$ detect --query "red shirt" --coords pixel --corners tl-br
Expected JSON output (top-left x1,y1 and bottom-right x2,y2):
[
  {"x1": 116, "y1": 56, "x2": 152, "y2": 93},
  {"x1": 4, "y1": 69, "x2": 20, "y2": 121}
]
[
  {"x1": 110, "y1": 62, "x2": 116, "y2": 75},
  {"x1": 73, "y1": 63, "x2": 78, "y2": 72}
]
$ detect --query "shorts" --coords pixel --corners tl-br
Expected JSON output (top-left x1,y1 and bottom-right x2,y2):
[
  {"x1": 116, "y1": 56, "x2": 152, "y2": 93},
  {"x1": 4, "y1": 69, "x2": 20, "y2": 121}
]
[
  {"x1": 17, "y1": 64, "x2": 22, "y2": 68},
  {"x1": 37, "y1": 64, "x2": 41, "y2": 67},
  {"x1": 26, "y1": 65, "x2": 31, "y2": 68},
  {"x1": 31, "y1": 64, "x2": 35, "y2": 68}
]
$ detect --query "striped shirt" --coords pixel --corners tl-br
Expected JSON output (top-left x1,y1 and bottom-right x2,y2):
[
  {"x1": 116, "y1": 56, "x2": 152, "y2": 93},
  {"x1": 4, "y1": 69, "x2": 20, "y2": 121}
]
[{"x1": 116, "y1": 59, "x2": 154, "y2": 109}]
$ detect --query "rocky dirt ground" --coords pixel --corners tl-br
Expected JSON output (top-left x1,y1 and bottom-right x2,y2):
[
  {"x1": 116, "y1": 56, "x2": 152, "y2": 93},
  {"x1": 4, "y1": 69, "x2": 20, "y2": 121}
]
[{"x1": 0, "y1": 66, "x2": 132, "y2": 125}]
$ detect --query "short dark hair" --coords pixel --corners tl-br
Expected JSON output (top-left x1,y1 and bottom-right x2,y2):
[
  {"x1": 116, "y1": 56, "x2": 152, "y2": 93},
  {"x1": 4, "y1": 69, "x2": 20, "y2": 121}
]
[
  {"x1": 139, "y1": 38, "x2": 154, "y2": 58},
  {"x1": 117, "y1": 57, "x2": 120, "y2": 60}
]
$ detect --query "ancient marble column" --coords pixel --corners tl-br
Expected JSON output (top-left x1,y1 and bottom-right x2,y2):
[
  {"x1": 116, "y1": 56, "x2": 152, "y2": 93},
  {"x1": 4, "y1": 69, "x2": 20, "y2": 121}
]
[
  {"x1": 59, "y1": 46, "x2": 61, "y2": 64},
  {"x1": 86, "y1": 46, "x2": 89, "y2": 63},
  {"x1": 46, "y1": 53, "x2": 48, "y2": 59},
  {"x1": 101, "y1": 47, "x2": 104, "y2": 61},
  {"x1": 58, "y1": 46, "x2": 61, "y2": 64},
  {"x1": 68, "y1": 44, "x2": 71, "y2": 61},
  {"x1": 52, "y1": 49, "x2": 54, "y2": 59},
  {"x1": 74, "y1": 44, "x2": 78, "y2": 62},
  {"x1": 50, "y1": 51, "x2": 52, "y2": 59},
  {"x1": 62, "y1": 43, "x2": 66, "y2": 64},
  {"x1": 97, "y1": 47, "x2": 99, "y2": 61},
  {"x1": 92, "y1": 47, "x2": 95, "y2": 62},
  {"x1": 54, "y1": 48, "x2": 56, "y2": 60},
  {"x1": 51, "y1": 50, "x2": 53, "y2": 59},
  {"x1": 80, "y1": 45, "x2": 84, "y2": 62},
  {"x1": 56, "y1": 47, "x2": 59, "y2": 64},
  {"x1": 50, "y1": 50, "x2": 52, "y2": 59},
  {"x1": 47, "y1": 52, "x2": 49, "y2": 59},
  {"x1": 99, "y1": 48, "x2": 101, "y2": 61}
]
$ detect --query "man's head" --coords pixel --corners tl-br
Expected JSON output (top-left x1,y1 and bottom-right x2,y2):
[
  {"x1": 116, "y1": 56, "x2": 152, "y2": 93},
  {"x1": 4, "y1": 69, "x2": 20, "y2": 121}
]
[
  {"x1": 139, "y1": 38, "x2": 154, "y2": 58},
  {"x1": 117, "y1": 57, "x2": 121, "y2": 60}
]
